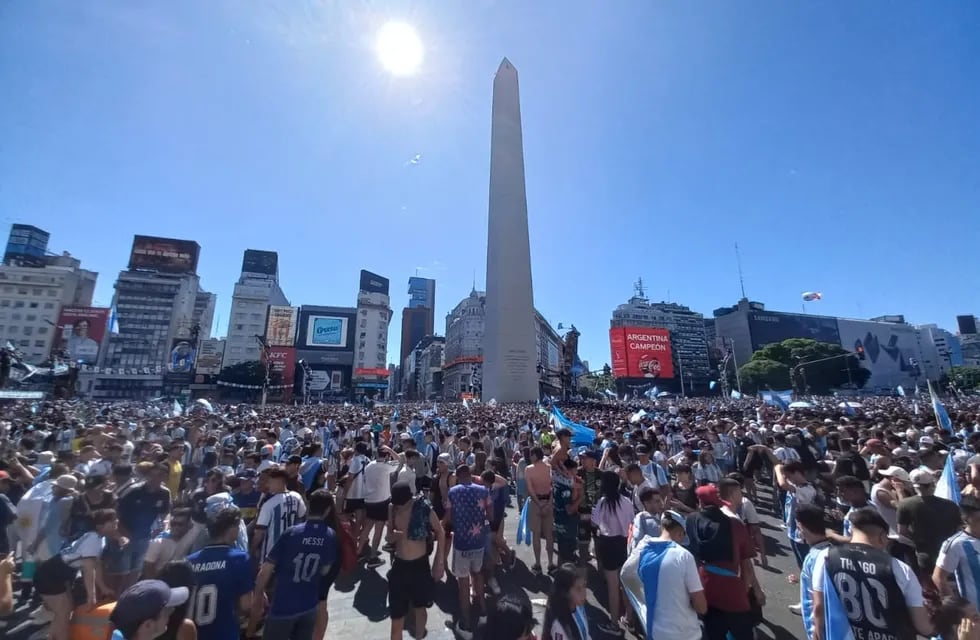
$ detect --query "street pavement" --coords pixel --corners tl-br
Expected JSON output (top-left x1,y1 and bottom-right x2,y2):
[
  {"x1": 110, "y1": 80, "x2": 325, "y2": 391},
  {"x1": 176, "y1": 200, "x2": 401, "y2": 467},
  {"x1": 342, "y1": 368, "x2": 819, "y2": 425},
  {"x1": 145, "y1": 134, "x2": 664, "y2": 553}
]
[{"x1": 2, "y1": 485, "x2": 805, "y2": 640}]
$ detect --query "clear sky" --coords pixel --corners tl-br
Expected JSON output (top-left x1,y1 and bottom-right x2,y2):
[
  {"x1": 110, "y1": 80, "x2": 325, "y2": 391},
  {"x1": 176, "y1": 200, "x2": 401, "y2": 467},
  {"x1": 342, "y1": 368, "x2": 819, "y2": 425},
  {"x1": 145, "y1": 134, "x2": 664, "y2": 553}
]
[{"x1": 2, "y1": 2, "x2": 979, "y2": 368}]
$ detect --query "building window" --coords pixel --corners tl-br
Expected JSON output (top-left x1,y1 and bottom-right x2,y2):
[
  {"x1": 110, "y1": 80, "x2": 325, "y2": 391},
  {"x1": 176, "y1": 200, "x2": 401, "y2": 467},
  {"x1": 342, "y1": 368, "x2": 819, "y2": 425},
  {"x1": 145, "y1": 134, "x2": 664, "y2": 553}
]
[
  {"x1": 23, "y1": 327, "x2": 32, "y2": 336},
  {"x1": 18, "y1": 339, "x2": 28, "y2": 347},
  {"x1": 32, "y1": 288, "x2": 42, "y2": 296},
  {"x1": 13, "y1": 301, "x2": 24, "y2": 309},
  {"x1": 29, "y1": 302, "x2": 38, "y2": 308},
  {"x1": 235, "y1": 324, "x2": 244, "y2": 330},
  {"x1": 38, "y1": 326, "x2": 48, "y2": 335},
  {"x1": 34, "y1": 340, "x2": 45, "y2": 348},
  {"x1": 44, "y1": 302, "x2": 54, "y2": 309},
  {"x1": 26, "y1": 314, "x2": 36, "y2": 321},
  {"x1": 0, "y1": 301, "x2": 7, "y2": 308}
]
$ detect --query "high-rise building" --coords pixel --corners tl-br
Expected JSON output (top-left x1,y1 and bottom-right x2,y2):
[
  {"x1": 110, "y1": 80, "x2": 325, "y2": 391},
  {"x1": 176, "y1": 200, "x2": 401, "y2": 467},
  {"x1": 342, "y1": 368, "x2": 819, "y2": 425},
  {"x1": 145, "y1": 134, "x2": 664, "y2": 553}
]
[
  {"x1": 483, "y1": 58, "x2": 538, "y2": 403},
  {"x1": 712, "y1": 298, "x2": 936, "y2": 390},
  {"x1": 0, "y1": 227, "x2": 98, "y2": 362},
  {"x1": 352, "y1": 270, "x2": 392, "y2": 397},
  {"x1": 443, "y1": 289, "x2": 486, "y2": 399},
  {"x1": 400, "y1": 276, "x2": 435, "y2": 365},
  {"x1": 224, "y1": 249, "x2": 288, "y2": 368},
  {"x1": 610, "y1": 281, "x2": 711, "y2": 393},
  {"x1": 89, "y1": 235, "x2": 213, "y2": 400},
  {"x1": 915, "y1": 324, "x2": 961, "y2": 377}
]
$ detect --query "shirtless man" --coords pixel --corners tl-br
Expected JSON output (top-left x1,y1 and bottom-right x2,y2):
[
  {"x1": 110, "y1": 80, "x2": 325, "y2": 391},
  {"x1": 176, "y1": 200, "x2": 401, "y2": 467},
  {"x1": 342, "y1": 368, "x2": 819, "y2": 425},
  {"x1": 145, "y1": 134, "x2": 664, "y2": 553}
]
[
  {"x1": 550, "y1": 428, "x2": 572, "y2": 470},
  {"x1": 524, "y1": 446, "x2": 555, "y2": 574},
  {"x1": 387, "y1": 481, "x2": 446, "y2": 640}
]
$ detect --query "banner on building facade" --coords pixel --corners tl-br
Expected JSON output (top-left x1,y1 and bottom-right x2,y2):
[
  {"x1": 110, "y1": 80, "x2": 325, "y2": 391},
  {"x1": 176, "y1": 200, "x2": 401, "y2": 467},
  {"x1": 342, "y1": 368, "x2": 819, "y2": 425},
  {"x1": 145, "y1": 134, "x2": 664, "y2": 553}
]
[
  {"x1": 195, "y1": 339, "x2": 225, "y2": 376},
  {"x1": 609, "y1": 327, "x2": 674, "y2": 379},
  {"x1": 265, "y1": 306, "x2": 298, "y2": 347},
  {"x1": 264, "y1": 346, "x2": 296, "y2": 390},
  {"x1": 54, "y1": 307, "x2": 110, "y2": 365}
]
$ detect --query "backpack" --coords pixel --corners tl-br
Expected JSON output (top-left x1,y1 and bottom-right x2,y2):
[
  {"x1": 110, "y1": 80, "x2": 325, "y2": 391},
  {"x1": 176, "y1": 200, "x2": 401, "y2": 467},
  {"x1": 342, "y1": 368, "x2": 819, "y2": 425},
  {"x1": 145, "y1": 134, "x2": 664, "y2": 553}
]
[{"x1": 338, "y1": 521, "x2": 358, "y2": 573}]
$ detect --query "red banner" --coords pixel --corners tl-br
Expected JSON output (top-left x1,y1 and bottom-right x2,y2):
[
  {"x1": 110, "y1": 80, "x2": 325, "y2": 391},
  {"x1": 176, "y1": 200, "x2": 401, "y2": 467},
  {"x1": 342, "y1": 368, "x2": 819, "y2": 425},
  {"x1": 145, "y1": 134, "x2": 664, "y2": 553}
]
[
  {"x1": 609, "y1": 328, "x2": 628, "y2": 378},
  {"x1": 610, "y1": 327, "x2": 674, "y2": 379},
  {"x1": 265, "y1": 346, "x2": 296, "y2": 391},
  {"x1": 354, "y1": 367, "x2": 390, "y2": 377}
]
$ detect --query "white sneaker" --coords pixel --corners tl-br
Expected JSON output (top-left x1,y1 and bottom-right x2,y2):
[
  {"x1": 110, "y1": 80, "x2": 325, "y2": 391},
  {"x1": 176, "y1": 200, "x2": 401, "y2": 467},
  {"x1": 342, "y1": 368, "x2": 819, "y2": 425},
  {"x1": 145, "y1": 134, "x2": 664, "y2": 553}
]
[
  {"x1": 30, "y1": 606, "x2": 54, "y2": 624},
  {"x1": 487, "y1": 577, "x2": 501, "y2": 596},
  {"x1": 788, "y1": 603, "x2": 803, "y2": 615}
]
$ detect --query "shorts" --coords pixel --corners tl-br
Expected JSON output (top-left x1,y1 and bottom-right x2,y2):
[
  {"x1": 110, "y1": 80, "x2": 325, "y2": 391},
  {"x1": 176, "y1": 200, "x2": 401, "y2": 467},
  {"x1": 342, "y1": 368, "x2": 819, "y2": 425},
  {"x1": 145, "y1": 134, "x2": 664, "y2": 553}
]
[
  {"x1": 105, "y1": 536, "x2": 151, "y2": 575},
  {"x1": 263, "y1": 609, "x2": 317, "y2": 640},
  {"x1": 596, "y1": 535, "x2": 628, "y2": 572},
  {"x1": 365, "y1": 500, "x2": 390, "y2": 522},
  {"x1": 528, "y1": 498, "x2": 554, "y2": 537},
  {"x1": 344, "y1": 498, "x2": 365, "y2": 514},
  {"x1": 34, "y1": 555, "x2": 77, "y2": 596},
  {"x1": 387, "y1": 556, "x2": 435, "y2": 618},
  {"x1": 451, "y1": 547, "x2": 485, "y2": 578}
]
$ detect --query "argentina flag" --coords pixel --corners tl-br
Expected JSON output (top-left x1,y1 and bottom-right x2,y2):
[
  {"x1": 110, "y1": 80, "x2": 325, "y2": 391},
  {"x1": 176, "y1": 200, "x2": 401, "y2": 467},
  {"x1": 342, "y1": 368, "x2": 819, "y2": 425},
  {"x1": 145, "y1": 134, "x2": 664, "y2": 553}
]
[
  {"x1": 929, "y1": 382, "x2": 953, "y2": 433},
  {"x1": 936, "y1": 451, "x2": 961, "y2": 504},
  {"x1": 552, "y1": 406, "x2": 596, "y2": 447}
]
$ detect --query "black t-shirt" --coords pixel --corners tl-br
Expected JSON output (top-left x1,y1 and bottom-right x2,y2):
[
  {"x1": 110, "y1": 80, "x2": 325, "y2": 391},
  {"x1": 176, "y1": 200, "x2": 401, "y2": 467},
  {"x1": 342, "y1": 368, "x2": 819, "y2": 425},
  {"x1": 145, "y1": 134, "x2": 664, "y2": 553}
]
[
  {"x1": 0, "y1": 493, "x2": 15, "y2": 554},
  {"x1": 896, "y1": 494, "x2": 962, "y2": 569}
]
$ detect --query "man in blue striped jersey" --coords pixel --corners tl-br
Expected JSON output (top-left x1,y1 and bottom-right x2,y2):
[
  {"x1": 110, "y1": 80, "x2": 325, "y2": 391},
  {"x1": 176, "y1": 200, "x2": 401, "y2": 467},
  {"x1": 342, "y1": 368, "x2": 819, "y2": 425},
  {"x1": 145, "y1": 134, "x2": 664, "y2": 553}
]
[
  {"x1": 934, "y1": 494, "x2": 980, "y2": 608},
  {"x1": 791, "y1": 503, "x2": 831, "y2": 636}
]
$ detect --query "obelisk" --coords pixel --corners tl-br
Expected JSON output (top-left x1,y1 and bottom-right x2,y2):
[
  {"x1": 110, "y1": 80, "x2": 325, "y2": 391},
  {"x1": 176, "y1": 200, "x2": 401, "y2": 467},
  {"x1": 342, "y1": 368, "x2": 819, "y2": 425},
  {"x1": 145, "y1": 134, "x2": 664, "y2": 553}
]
[{"x1": 482, "y1": 58, "x2": 538, "y2": 403}]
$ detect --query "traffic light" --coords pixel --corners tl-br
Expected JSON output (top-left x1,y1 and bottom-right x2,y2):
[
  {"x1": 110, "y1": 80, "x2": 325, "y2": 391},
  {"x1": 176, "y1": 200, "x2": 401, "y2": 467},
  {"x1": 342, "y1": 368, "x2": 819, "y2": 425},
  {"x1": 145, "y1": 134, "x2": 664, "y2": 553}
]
[{"x1": 856, "y1": 345, "x2": 866, "y2": 360}]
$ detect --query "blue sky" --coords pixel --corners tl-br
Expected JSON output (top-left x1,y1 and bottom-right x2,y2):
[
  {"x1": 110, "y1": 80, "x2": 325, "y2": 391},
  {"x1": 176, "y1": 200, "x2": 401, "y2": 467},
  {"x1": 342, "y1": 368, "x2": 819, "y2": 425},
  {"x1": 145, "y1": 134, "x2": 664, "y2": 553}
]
[{"x1": 2, "y1": 2, "x2": 979, "y2": 368}]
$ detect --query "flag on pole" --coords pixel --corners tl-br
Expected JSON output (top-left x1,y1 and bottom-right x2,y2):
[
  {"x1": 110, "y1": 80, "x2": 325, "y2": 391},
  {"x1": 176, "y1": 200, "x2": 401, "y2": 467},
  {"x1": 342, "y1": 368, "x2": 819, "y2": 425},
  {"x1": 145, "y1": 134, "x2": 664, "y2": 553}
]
[
  {"x1": 108, "y1": 305, "x2": 120, "y2": 335},
  {"x1": 896, "y1": 385, "x2": 905, "y2": 398},
  {"x1": 462, "y1": 398, "x2": 470, "y2": 411},
  {"x1": 913, "y1": 400, "x2": 919, "y2": 415},
  {"x1": 172, "y1": 399, "x2": 183, "y2": 417},
  {"x1": 929, "y1": 381, "x2": 953, "y2": 433},
  {"x1": 936, "y1": 451, "x2": 961, "y2": 504},
  {"x1": 552, "y1": 406, "x2": 596, "y2": 447},
  {"x1": 709, "y1": 381, "x2": 717, "y2": 390},
  {"x1": 761, "y1": 390, "x2": 791, "y2": 411},
  {"x1": 730, "y1": 390, "x2": 742, "y2": 400}
]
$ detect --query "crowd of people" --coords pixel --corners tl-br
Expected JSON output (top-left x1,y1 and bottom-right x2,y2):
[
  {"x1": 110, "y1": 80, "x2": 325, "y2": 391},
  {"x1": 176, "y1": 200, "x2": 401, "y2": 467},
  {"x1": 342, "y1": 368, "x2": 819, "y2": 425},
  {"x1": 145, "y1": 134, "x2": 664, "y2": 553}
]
[{"x1": 0, "y1": 393, "x2": 980, "y2": 640}]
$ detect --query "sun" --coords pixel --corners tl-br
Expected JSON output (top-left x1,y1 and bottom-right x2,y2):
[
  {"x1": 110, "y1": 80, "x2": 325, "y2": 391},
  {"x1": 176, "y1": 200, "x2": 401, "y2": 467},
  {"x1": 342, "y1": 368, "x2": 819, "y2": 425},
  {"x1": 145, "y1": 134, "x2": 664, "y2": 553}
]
[{"x1": 376, "y1": 21, "x2": 423, "y2": 76}]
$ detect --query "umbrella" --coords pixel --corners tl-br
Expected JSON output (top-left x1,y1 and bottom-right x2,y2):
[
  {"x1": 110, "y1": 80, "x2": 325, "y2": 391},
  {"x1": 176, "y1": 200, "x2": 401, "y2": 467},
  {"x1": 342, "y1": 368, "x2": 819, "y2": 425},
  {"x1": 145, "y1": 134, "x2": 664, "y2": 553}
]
[
  {"x1": 838, "y1": 401, "x2": 863, "y2": 408},
  {"x1": 789, "y1": 401, "x2": 813, "y2": 409}
]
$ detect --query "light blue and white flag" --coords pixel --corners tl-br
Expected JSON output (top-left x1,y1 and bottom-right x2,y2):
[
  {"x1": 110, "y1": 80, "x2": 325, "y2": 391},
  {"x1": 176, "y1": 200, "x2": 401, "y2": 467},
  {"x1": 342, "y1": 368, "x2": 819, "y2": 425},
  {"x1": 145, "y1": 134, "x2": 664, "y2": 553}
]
[
  {"x1": 172, "y1": 399, "x2": 183, "y2": 417},
  {"x1": 462, "y1": 397, "x2": 470, "y2": 411},
  {"x1": 937, "y1": 450, "x2": 962, "y2": 504},
  {"x1": 108, "y1": 305, "x2": 120, "y2": 335},
  {"x1": 515, "y1": 500, "x2": 531, "y2": 546},
  {"x1": 761, "y1": 390, "x2": 792, "y2": 411},
  {"x1": 709, "y1": 380, "x2": 717, "y2": 390},
  {"x1": 822, "y1": 563, "x2": 855, "y2": 640},
  {"x1": 730, "y1": 390, "x2": 742, "y2": 400},
  {"x1": 930, "y1": 381, "x2": 954, "y2": 433},
  {"x1": 896, "y1": 385, "x2": 906, "y2": 398},
  {"x1": 843, "y1": 402, "x2": 856, "y2": 417},
  {"x1": 553, "y1": 406, "x2": 597, "y2": 447}
]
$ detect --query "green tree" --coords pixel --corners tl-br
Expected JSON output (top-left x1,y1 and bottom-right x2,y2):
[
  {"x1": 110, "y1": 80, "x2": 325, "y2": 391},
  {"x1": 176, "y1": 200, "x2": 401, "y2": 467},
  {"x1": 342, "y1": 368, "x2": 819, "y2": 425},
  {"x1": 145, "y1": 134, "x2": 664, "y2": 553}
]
[
  {"x1": 950, "y1": 366, "x2": 980, "y2": 391},
  {"x1": 751, "y1": 338, "x2": 869, "y2": 393},
  {"x1": 737, "y1": 358, "x2": 791, "y2": 394}
]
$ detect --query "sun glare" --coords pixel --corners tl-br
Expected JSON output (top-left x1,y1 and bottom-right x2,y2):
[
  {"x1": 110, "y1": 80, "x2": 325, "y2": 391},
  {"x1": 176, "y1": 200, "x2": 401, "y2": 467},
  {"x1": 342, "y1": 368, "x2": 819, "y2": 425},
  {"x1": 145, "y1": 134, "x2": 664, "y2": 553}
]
[{"x1": 376, "y1": 21, "x2": 423, "y2": 76}]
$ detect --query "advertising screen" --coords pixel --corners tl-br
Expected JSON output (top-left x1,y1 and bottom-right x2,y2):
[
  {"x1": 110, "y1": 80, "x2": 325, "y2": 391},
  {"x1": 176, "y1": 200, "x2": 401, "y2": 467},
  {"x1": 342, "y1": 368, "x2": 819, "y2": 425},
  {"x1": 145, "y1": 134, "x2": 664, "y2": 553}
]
[
  {"x1": 128, "y1": 236, "x2": 200, "y2": 274},
  {"x1": 54, "y1": 307, "x2": 110, "y2": 365},
  {"x1": 242, "y1": 250, "x2": 278, "y2": 276},
  {"x1": 306, "y1": 316, "x2": 348, "y2": 348},
  {"x1": 265, "y1": 346, "x2": 296, "y2": 389},
  {"x1": 195, "y1": 339, "x2": 225, "y2": 375},
  {"x1": 355, "y1": 367, "x2": 390, "y2": 377},
  {"x1": 167, "y1": 338, "x2": 197, "y2": 373},
  {"x1": 265, "y1": 306, "x2": 298, "y2": 347},
  {"x1": 623, "y1": 327, "x2": 674, "y2": 378},
  {"x1": 359, "y1": 270, "x2": 390, "y2": 296},
  {"x1": 748, "y1": 311, "x2": 841, "y2": 350},
  {"x1": 609, "y1": 328, "x2": 628, "y2": 378}
]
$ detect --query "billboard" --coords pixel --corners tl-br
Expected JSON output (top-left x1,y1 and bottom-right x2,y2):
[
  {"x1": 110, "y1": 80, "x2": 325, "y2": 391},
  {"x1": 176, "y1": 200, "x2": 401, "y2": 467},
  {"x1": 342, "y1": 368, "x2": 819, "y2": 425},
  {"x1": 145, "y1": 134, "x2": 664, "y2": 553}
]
[
  {"x1": 128, "y1": 236, "x2": 200, "y2": 274},
  {"x1": 195, "y1": 339, "x2": 225, "y2": 376},
  {"x1": 5, "y1": 224, "x2": 50, "y2": 267},
  {"x1": 836, "y1": 319, "x2": 922, "y2": 388},
  {"x1": 167, "y1": 338, "x2": 197, "y2": 374},
  {"x1": 242, "y1": 250, "x2": 278, "y2": 276},
  {"x1": 306, "y1": 316, "x2": 349, "y2": 348},
  {"x1": 355, "y1": 367, "x2": 390, "y2": 377},
  {"x1": 624, "y1": 327, "x2": 675, "y2": 378},
  {"x1": 748, "y1": 311, "x2": 841, "y2": 350},
  {"x1": 54, "y1": 307, "x2": 110, "y2": 365},
  {"x1": 265, "y1": 306, "x2": 298, "y2": 347},
  {"x1": 265, "y1": 346, "x2": 296, "y2": 390},
  {"x1": 359, "y1": 270, "x2": 390, "y2": 296},
  {"x1": 610, "y1": 328, "x2": 628, "y2": 378}
]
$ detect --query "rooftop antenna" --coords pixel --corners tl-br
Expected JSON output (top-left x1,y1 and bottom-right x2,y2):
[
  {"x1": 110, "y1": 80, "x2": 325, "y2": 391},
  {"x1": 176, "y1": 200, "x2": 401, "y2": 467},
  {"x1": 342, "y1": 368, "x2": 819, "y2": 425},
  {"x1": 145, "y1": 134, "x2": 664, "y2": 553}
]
[
  {"x1": 735, "y1": 243, "x2": 747, "y2": 299},
  {"x1": 634, "y1": 277, "x2": 646, "y2": 299},
  {"x1": 473, "y1": 269, "x2": 477, "y2": 291}
]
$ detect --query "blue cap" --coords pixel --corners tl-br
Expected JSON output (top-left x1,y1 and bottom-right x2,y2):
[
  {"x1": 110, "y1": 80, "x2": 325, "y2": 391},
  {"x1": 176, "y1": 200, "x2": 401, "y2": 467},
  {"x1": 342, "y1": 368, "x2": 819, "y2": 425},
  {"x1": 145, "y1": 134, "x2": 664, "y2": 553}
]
[{"x1": 109, "y1": 580, "x2": 188, "y2": 630}]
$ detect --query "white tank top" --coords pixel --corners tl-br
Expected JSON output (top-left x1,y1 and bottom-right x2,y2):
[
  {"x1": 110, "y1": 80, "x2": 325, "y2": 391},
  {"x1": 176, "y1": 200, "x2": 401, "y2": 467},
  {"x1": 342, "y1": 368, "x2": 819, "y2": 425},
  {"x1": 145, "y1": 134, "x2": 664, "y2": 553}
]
[{"x1": 870, "y1": 480, "x2": 898, "y2": 534}]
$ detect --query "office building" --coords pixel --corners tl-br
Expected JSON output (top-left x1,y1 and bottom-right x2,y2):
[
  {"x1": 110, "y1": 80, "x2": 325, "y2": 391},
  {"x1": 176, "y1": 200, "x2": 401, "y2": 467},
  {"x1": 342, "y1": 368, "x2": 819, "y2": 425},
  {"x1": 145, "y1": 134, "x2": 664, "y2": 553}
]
[
  {"x1": 443, "y1": 289, "x2": 486, "y2": 399},
  {"x1": 223, "y1": 250, "x2": 288, "y2": 368},
  {"x1": 712, "y1": 298, "x2": 936, "y2": 390},
  {"x1": 352, "y1": 270, "x2": 392, "y2": 396},
  {"x1": 402, "y1": 335, "x2": 444, "y2": 400},
  {"x1": 400, "y1": 276, "x2": 436, "y2": 365},
  {"x1": 483, "y1": 58, "x2": 538, "y2": 403},
  {"x1": 88, "y1": 235, "x2": 213, "y2": 400},
  {"x1": 0, "y1": 249, "x2": 97, "y2": 363},
  {"x1": 610, "y1": 281, "x2": 711, "y2": 392}
]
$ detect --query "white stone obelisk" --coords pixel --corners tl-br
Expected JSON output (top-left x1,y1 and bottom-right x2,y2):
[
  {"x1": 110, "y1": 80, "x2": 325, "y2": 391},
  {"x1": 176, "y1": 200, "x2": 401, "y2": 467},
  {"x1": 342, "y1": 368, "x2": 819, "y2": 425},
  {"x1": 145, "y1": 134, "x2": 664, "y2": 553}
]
[{"x1": 482, "y1": 58, "x2": 538, "y2": 403}]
